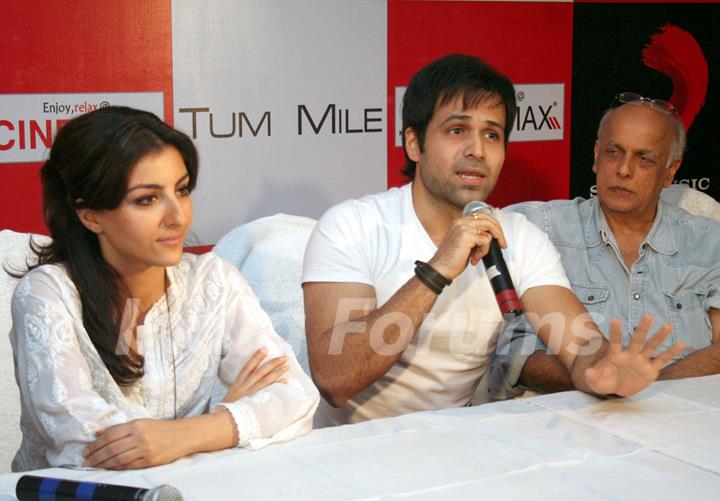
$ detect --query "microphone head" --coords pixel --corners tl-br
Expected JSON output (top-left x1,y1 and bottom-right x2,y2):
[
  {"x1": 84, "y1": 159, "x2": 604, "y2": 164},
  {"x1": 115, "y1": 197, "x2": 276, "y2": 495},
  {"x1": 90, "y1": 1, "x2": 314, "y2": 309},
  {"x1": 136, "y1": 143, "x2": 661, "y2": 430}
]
[
  {"x1": 143, "y1": 484, "x2": 184, "y2": 501},
  {"x1": 463, "y1": 200, "x2": 492, "y2": 218}
]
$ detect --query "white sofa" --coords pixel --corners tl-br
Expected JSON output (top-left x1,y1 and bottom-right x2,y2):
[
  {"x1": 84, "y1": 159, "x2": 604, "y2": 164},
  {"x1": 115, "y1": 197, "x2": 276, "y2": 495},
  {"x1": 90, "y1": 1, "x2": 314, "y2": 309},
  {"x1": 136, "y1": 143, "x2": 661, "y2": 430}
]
[
  {"x1": 212, "y1": 213, "x2": 316, "y2": 374},
  {"x1": 0, "y1": 231, "x2": 49, "y2": 472}
]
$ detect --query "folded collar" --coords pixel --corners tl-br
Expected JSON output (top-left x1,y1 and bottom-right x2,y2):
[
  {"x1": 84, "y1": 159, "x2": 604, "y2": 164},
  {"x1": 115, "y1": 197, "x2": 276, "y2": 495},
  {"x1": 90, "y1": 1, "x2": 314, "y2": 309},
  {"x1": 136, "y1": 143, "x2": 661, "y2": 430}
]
[{"x1": 583, "y1": 197, "x2": 677, "y2": 256}]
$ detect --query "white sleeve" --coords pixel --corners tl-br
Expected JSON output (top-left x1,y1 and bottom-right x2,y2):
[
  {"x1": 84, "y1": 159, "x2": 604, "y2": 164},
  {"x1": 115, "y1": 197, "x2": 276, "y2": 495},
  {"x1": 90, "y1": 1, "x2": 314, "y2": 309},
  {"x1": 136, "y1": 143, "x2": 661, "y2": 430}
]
[
  {"x1": 212, "y1": 264, "x2": 319, "y2": 449},
  {"x1": 302, "y1": 201, "x2": 375, "y2": 285},
  {"x1": 503, "y1": 211, "x2": 571, "y2": 296},
  {"x1": 10, "y1": 271, "x2": 140, "y2": 467}
]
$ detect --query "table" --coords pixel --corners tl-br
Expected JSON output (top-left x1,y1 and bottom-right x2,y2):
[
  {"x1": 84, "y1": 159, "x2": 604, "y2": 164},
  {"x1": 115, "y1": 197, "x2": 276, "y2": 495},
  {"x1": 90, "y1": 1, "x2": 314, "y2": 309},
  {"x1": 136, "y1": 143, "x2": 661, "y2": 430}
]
[{"x1": 2, "y1": 375, "x2": 719, "y2": 500}]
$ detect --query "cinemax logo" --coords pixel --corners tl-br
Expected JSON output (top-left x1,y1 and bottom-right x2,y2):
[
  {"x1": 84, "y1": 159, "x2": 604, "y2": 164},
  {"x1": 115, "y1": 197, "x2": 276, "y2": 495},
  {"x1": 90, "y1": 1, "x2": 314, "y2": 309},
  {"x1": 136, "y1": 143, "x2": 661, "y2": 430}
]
[
  {"x1": 394, "y1": 83, "x2": 564, "y2": 146},
  {"x1": 0, "y1": 92, "x2": 164, "y2": 164},
  {"x1": 512, "y1": 83, "x2": 564, "y2": 142}
]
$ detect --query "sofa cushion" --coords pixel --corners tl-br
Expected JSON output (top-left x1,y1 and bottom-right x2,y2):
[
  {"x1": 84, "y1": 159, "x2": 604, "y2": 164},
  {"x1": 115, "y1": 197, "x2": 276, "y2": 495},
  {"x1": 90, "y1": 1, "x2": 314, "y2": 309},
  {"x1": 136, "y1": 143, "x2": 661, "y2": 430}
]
[
  {"x1": 0, "y1": 230, "x2": 50, "y2": 472},
  {"x1": 213, "y1": 214, "x2": 317, "y2": 374}
]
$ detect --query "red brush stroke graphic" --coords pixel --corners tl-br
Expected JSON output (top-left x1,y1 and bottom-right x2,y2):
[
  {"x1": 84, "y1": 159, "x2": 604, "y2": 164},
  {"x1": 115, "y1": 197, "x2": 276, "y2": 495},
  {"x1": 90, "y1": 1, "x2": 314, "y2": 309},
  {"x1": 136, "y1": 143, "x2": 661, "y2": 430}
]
[{"x1": 642, "y1": 25, "x2": 708, "y2": 131}]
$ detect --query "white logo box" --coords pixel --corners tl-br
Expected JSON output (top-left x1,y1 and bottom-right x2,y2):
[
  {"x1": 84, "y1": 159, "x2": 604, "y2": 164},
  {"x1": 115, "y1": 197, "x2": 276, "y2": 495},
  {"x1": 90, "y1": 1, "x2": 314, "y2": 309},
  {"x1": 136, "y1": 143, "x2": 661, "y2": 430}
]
[{"x1": 0, "y1": 92, "x2": 164, "y2": 164}]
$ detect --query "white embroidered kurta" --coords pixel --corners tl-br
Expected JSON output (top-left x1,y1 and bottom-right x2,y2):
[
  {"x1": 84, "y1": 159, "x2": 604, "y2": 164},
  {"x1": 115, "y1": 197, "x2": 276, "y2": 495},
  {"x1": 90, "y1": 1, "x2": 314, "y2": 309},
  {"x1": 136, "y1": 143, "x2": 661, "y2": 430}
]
[{"x1": 10, "y1": 253, "x2": 319, "y2": 472}]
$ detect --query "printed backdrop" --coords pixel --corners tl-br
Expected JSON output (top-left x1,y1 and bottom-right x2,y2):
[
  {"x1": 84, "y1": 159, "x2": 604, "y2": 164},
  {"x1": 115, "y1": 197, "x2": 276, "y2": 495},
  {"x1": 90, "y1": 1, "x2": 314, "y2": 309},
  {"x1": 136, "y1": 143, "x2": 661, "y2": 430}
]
[
  {"x1": 388, "y1": 0, "x2": 574, "y2": 207},
  {"x1": 1, "y1": 0, "x2": 718, "y2": 243},
  {"x1": 1, "y1": 1, "x2": 174, "y2": 235},
  {"x1": 570, "y1": 1, "x2": 720, "y2": 200}
]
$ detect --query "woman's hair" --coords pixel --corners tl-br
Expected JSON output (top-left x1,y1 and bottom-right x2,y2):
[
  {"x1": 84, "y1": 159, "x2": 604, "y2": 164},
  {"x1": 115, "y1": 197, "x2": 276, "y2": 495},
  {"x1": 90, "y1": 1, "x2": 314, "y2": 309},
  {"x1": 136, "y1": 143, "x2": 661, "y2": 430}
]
[{"x1": 26, "y1": 106, "x2": 198, "y2": 386}]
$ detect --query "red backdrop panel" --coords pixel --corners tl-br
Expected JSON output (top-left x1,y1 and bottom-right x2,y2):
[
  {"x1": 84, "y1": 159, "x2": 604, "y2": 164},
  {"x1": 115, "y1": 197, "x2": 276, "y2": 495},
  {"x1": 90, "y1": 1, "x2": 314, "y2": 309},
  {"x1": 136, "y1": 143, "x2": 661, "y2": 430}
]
[
  {"x1": 388, "y1": 0, "x2": 574, "y2": 207},
  {"x1": 576, "y1": 0, "x2": 716, "y2": 3},
  {"x1": 0, "y1": 0, "x2": 173, "y2": 233}
]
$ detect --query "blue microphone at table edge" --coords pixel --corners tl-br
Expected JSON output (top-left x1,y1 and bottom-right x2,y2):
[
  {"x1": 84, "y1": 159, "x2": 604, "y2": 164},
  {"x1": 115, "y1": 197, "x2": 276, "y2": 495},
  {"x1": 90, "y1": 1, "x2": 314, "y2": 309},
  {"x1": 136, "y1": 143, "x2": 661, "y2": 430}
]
[
  {"x1": 16, "y1": 474, "x2": 183, "y2": 501},
  {"x1": 463, "y1": 201, "x2": 523, "y2": 320}
]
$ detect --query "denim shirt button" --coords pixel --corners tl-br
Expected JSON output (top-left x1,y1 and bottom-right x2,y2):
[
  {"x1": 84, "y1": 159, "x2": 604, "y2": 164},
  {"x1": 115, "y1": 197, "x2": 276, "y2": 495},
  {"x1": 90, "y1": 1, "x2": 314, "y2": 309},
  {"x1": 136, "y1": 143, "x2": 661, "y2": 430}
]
[
  {"x1": 676, "y1": 303, "x2": 683, "y2": 309},
  {"x1": 588, "y1": 295, "x2": 594, "y2": 301},
  {"x1": 633, "y1": 293, "x2": 640, "y2": 300}
]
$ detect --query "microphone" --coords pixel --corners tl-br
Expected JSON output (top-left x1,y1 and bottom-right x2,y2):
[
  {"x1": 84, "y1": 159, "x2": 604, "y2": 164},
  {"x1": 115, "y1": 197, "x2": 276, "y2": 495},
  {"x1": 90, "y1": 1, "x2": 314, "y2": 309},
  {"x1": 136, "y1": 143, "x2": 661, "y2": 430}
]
[
  {"x1": 463, "y1": 201, "x2": 523, "y2": 320},
  {"x1": 16, "y1": 475, "x2": 183, "y2": 501}
]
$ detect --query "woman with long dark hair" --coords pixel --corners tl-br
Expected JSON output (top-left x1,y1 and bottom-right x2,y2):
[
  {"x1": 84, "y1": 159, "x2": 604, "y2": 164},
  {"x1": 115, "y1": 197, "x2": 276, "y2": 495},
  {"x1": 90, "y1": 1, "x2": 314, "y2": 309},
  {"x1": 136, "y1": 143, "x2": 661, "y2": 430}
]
[{"x1": 9, "y1": 106, "x2": 318, "y2": 471}]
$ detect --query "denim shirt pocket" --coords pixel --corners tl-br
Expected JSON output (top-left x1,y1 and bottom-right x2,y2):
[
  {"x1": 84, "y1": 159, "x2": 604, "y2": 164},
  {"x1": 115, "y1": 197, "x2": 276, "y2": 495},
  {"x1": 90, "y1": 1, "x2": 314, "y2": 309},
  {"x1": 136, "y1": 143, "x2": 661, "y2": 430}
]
[
  {"x1": 571, "y1": 284, "x2": 611, "y2": 329},
  {"x1": 662, "y1": 289, "x2": 711, "y2": 355}
]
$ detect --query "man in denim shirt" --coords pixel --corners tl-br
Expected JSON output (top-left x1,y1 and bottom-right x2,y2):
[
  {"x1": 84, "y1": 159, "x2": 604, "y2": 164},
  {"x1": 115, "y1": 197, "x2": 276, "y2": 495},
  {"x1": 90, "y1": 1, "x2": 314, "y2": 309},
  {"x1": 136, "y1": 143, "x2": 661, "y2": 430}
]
[{"x1": 490, "y1": 94, "x2": 720, "y2": 398}]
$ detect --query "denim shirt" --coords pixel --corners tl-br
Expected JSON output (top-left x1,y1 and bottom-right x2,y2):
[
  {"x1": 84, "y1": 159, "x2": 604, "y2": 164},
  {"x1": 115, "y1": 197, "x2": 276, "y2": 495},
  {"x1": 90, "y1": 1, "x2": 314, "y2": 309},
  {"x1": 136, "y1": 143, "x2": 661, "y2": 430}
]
[{"x1": 488, "y1": 196, "x2": 720, "y2": 399}]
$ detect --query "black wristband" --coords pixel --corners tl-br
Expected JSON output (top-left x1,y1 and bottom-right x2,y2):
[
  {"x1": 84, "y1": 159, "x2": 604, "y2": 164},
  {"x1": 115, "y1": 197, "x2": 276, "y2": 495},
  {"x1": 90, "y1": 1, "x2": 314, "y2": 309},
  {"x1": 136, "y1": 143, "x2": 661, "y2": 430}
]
[{"x1": 414, "y1": 260, "x2": 452, "y2": 295}]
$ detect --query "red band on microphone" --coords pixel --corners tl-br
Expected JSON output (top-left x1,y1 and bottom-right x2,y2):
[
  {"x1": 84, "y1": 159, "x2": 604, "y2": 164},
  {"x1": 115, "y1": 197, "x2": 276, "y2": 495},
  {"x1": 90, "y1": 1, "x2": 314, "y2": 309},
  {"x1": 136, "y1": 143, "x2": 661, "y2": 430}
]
[{"x1": 495, "y1": 289, "x2": 522, "y2": 316}]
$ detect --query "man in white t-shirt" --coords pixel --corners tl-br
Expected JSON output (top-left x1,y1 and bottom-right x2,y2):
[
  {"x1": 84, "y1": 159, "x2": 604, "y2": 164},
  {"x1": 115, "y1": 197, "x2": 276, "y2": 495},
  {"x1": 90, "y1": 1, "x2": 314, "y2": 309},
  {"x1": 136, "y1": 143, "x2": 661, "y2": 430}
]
[{"x1": 302, "y1": 54, "x2": 684, "y2": 426}]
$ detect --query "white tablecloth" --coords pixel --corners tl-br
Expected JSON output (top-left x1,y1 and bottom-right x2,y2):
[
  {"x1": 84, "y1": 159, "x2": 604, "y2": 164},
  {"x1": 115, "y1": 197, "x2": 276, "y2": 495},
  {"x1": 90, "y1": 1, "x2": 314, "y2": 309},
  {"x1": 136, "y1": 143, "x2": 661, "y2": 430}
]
[{"x1": 2, "y1": 375, "x2": 719, "y2": 499}]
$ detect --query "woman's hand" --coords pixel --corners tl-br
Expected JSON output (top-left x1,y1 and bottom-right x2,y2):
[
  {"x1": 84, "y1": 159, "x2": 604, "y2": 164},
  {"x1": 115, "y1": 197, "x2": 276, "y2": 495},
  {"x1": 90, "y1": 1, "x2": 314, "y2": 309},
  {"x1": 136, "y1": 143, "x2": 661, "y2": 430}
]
[
  {"x1": 83, "y1": 348, "x2": 290, "y2": 469},
  {"x1": 84, "y1": 410, "x2": 240, "y2": 470},
  {"x1": 223, "y1": 347, "x2": 289, "y2": 403},
  {"x1": 84, "y1": 418, "x2": 186, "y2": 470}
]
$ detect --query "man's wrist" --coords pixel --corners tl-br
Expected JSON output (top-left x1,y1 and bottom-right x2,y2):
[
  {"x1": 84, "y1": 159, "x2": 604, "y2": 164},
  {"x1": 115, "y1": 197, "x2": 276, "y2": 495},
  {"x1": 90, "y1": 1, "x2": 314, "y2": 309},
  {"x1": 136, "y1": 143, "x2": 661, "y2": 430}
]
[{"x1": 414, "y1": 260, "x2": 452, "y2": 294}]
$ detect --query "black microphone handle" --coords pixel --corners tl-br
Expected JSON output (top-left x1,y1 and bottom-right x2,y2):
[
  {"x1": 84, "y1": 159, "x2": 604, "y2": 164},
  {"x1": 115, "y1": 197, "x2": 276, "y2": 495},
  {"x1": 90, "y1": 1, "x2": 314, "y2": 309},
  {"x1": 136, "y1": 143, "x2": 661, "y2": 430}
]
[
  {"x1": 482, "y1": 239, "x2": 523, "y2": 320},
  {"x1": 461, "y1": 201, "x2": 523, "y2": 319}
]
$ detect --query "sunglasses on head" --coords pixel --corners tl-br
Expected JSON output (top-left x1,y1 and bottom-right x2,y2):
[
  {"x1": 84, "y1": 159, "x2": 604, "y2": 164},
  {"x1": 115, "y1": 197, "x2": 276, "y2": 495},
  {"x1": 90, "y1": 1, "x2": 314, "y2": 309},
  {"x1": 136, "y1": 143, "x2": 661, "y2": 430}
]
[{"x1": 612, "y1": 92, "x2": 678, "y2": 116}]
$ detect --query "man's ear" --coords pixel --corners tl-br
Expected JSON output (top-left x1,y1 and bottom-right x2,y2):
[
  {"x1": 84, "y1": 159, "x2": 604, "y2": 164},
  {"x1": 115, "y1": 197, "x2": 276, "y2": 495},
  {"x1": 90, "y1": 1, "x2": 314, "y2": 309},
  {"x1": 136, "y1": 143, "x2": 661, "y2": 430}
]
[
  {"x1": 663, "y1": 159, "x2": 682, "y2": 188},
  {"x1": 592, "y1": 141, "x2": 599, "y2": 174},
  {"x1": 76, "y1": 207, "x2": 103, "y2": 234},
  {"x1": 404, "y1": 128, "x2": 421, "y2": 162}
]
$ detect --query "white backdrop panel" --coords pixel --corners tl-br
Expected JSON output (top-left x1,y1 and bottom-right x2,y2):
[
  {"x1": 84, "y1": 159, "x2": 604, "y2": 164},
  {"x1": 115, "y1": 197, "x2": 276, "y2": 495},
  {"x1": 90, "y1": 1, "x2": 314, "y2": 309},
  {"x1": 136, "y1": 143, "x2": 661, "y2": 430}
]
[{"x1": 173, "y1": 0, "x2": 388, "y2": 244}]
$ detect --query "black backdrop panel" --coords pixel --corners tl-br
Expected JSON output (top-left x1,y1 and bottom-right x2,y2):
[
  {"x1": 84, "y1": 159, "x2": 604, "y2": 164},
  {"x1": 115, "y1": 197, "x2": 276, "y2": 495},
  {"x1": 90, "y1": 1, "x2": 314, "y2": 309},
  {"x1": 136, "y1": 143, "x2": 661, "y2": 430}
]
[{"x1": 571, "y1": 2, "x2": 720, "y2": 200}]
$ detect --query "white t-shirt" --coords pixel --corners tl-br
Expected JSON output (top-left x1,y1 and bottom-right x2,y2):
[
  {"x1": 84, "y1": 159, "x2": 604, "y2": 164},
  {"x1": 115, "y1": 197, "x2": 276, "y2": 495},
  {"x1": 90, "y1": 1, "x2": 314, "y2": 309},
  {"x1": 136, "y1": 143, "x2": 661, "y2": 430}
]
[{"x1": 303, "y1": 184, "x2": 570, "y2": 425}]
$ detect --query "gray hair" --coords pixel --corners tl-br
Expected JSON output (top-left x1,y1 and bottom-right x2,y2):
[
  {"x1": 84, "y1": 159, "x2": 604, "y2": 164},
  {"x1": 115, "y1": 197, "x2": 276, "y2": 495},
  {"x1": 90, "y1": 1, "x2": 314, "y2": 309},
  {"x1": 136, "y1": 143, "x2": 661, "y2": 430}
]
[{"x1": 596, "y1": 105, "x2": 686, "y2": 168}]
